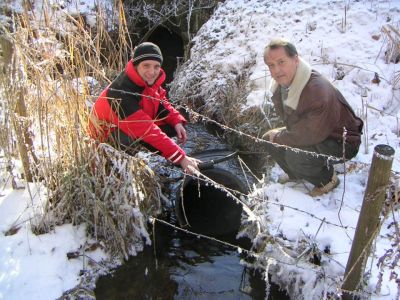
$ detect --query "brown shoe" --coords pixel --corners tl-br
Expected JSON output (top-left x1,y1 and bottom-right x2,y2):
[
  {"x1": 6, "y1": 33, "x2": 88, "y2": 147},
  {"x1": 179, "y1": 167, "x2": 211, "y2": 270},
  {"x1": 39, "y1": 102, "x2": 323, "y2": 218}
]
[{"x1": 309, "y1": 173, "x2": 340, "y2": 197}]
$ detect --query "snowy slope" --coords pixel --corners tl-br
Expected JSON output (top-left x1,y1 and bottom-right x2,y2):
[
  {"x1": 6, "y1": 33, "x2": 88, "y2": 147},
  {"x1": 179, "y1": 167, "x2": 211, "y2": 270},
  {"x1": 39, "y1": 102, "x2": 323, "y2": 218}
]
[
  {"x1": 172, "y1": 0, "x2": 400, "y2": 298},
  {"x1": 0, "y1": 0, "x2": 400, "y2": 299}
]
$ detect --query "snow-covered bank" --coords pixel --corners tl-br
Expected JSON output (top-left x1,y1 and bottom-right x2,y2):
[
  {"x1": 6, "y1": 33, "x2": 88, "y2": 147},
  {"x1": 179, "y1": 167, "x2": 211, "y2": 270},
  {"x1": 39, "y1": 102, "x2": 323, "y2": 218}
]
[
  {"x1": 1, "y1": 0, "x2": 400, "y2": 299},
  {"x1": 0, "y1": 184, "x2": 108, "y2": 299},
  {"x1": 173, "y1": 0, "x2": 400, "y2": 298}
]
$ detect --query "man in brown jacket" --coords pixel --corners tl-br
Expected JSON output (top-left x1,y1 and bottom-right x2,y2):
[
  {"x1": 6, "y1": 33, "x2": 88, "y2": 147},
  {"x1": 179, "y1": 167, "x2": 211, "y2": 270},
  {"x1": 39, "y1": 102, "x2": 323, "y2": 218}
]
[{"x1": 262, "y1": 39, "x2": 363, "y2": 196}]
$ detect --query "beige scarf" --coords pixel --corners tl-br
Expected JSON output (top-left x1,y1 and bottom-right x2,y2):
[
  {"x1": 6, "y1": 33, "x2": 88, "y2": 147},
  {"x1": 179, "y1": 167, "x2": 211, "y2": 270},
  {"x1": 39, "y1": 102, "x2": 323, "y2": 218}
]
[{"x1": 269, "y1": 57, "x2": 312, "y2": 110}]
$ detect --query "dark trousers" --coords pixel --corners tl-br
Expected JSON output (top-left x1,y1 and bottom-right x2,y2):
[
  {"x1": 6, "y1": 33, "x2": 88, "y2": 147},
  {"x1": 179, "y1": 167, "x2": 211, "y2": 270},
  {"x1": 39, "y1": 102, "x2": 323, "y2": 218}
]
[
  {"x1": 265, "y1": 139, "x2": 359, "y2": 187},
  {"x1": 108, "y1": 125, "x2": 176, "y2": 156}
]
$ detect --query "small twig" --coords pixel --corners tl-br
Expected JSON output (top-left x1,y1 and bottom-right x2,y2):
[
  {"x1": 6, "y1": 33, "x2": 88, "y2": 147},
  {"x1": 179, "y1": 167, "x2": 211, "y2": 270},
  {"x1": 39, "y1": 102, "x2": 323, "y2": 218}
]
[{"x1": 152, "y1": 217, "x2": 158, "y2": 270}]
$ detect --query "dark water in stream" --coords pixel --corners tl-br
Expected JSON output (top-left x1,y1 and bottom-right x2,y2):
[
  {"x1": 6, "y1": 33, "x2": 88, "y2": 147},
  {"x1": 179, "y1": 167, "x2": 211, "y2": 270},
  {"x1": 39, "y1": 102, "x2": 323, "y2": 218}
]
[
  {"x1": 95, "y1": 216, "x2": 289, "y2": 300},
  {"x1": 95, "y1": 124, "x2": 289, "y2": 299}
]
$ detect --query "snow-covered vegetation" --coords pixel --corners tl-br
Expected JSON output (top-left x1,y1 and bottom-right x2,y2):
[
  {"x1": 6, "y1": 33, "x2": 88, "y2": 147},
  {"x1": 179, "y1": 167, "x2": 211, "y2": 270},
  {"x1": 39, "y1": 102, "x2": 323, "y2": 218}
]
[
  {"x1": 172, "y1": 0, "x2": 400, "y2": 298},
  {"x1": 0, "y1": 0, "x2": 399, "y2": 299}
]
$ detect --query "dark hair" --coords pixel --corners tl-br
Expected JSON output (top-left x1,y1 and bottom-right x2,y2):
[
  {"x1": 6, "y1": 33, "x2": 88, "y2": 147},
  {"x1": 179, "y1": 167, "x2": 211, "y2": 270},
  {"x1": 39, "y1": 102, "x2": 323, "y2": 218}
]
[{"x1": 264, "y1": 38, "x2": 298, "y2": 60}]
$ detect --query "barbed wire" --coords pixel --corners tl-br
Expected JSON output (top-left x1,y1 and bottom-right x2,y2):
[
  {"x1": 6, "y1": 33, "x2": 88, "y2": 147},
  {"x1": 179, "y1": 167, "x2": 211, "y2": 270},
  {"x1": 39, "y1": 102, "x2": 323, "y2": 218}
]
[
  {"x1": 154, "y1": 161, "x2": 358, "y2": 230},
  {"x1": 97, "y1": 87, "x2": 399, "y2": 297},
  {"x1": 149, "y1": 216, "x2": 376, "y2": 299},
  {"x1": 104, "y1": 88, "x2": 399, "y2": 232},
  {"x1": 107, "y1": 87, "x2": 371, "y2": 166},
  {"x1": 105, "y1": 87, "x2": 400, "y2": 189}
]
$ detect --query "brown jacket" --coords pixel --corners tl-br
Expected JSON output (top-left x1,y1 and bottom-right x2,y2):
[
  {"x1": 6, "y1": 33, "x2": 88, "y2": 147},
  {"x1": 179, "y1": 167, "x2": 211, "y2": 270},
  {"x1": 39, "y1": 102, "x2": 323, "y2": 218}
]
[{"x1": 272, "y1": 70, "x2": 363, "y2": 147}]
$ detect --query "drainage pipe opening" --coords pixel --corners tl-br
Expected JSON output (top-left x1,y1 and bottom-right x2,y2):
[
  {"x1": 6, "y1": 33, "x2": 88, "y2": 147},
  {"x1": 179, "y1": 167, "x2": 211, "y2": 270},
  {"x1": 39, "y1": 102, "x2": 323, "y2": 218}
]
[{"x1": 176, "y1": 167, "x2": 247, "y2": 237}]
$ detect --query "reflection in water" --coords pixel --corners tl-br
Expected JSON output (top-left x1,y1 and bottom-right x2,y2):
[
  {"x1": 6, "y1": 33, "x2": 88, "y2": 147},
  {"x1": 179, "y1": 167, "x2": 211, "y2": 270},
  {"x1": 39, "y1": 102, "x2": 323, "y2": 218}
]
[{"x1": 95, "y1": 218, "x2": 289, "y2": 299}]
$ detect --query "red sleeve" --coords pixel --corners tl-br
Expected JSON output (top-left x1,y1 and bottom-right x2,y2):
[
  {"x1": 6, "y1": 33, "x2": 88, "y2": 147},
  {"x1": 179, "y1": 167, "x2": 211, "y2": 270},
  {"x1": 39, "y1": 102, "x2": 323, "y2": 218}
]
[
  {"x1": 159, "y1": 89, "x2": 187, "y2": 126},
  {"x1": 164, "y1": 101, "x2": 187, "y2": 126},
  {"x1": 119, "y1": 110, "x2": 186, "y2": 164},
  {"x1": 90, "y1": 90, "x2": 186, "y2": 164},
  {"x1": 88, "y1": 90, "x2": 115, "y2": 141}
]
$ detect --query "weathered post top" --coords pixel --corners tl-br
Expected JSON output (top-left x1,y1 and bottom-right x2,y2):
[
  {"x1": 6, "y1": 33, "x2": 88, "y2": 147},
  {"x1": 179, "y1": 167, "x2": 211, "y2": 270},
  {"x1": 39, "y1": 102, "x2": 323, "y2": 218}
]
[{"x1": 374, "y1": 144, "x2": 395, "y2": 159}]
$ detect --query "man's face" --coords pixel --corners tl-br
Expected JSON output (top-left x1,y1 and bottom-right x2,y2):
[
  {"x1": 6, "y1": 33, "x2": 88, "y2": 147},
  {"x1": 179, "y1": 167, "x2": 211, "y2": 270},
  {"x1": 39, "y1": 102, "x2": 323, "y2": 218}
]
[
  {"x1": 136, "y1": 60, "x2": 161, "y2": 86},
  {"x1": 264, "y1": 47, "x2": 299, "y2": 87}
]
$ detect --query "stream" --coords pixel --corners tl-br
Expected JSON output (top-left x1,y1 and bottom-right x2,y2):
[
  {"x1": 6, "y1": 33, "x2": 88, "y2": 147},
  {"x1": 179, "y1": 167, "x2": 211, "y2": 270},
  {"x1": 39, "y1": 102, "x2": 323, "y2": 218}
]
[
  {"x1": 94, "y1": 124, "x2": 290, "y2": 299},
  {"x1": 95, "y1": 214, "x2": 289, "y2": 299}
]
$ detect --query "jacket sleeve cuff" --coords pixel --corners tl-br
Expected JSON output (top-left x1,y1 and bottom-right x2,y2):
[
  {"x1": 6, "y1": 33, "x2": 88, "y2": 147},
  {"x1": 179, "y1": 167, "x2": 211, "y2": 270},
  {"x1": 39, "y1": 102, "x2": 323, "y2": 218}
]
[
  {"x1": 166, "y1": 149, "x2": 186, "y2": 165},
  {"x1": 171, "y1": 118, "x2": 187, "y2": 127}
]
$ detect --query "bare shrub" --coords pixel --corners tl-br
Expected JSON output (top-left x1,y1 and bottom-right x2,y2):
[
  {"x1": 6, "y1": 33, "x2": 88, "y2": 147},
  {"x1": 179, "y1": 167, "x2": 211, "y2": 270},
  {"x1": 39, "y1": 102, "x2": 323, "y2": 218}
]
[
  {"x1": 382, "y1": 24, "x2": 400, "y2": 64},
  {"x1": 0, "y1": 0, "x2": 162, "y2": 259},
  {"x1": 34, "y1": 142, "x2": 161, "y2": 260},
  {"x1": 172, "y1": 55, "x2": 260, "y2": 129}
]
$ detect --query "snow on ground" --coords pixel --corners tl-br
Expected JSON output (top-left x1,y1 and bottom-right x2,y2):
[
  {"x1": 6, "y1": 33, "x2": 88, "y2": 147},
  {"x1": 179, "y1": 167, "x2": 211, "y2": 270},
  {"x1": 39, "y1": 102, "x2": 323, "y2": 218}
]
[
  {"x1": 0, "y1": 184, "x2": 107, "y2": 299},
  {"x1": 0, "y1": 0, "x2": 400, "y2": 299},
  {"x1": 175, "y1": 0, "x2": 400, "y2": 298}
]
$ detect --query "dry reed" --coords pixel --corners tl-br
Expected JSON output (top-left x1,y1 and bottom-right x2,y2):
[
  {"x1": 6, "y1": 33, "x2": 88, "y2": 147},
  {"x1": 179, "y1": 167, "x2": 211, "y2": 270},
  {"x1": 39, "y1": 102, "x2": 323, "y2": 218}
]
[{"x1": 0, "y1": 0, "x2": 162, "y2": 260}]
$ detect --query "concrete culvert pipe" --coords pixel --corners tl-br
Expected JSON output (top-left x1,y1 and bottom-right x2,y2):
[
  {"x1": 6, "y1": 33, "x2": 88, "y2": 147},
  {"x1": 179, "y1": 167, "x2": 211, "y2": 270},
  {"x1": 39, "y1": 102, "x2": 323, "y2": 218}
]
[{"x1": 175, "y1": 162, "x2": 248, "y2": 237}]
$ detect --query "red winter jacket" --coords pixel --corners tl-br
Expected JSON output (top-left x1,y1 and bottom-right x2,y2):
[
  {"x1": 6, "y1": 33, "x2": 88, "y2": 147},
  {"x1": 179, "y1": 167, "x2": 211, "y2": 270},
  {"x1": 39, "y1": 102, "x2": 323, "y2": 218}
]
[{"x1": 89, "y1": 60, "x2": 187, "y2": 164}]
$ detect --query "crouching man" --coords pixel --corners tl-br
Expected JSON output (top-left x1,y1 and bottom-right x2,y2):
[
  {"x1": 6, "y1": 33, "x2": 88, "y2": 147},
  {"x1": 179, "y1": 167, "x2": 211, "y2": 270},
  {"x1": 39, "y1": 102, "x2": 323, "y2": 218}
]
[
  {"x1": 262, "y1": 39, "x2": 363, "y2": 196},
  {"x1": 89, "y1": 42, "x2": 200, "y2": 174}
]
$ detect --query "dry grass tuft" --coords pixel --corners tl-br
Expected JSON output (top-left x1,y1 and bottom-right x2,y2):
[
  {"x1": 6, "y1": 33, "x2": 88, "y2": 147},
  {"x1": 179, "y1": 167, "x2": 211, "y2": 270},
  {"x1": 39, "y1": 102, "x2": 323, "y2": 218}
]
[
  {"x1": 0, "y1": 0, "x2": 162, "y2": 259},
  {"x1": 382, "y1": 24, "x2": 400, "y2": 64},
  {"x1": 33, "y1": 142, "x2": 161, "y2": 260}
]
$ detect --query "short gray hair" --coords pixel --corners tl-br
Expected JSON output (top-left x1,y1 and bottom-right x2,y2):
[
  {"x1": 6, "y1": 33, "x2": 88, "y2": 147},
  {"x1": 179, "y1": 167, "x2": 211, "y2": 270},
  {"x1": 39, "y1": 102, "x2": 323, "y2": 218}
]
[{"x1": 264, "y1": 39, "x2": 298, "y2": 61}]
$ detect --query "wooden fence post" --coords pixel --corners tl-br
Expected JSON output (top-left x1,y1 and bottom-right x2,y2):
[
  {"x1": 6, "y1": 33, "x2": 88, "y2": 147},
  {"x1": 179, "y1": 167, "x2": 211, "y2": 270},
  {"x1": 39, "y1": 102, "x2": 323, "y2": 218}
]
[{"x1": 341, "y1": 144, "x2": 395, "y2": 299}]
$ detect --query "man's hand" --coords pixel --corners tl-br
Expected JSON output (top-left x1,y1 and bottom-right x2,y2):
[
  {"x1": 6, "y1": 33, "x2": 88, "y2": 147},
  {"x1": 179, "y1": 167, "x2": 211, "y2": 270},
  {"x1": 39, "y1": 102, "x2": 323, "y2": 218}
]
[
  {"x1": 174, "y1": 123, "x2": 187, "y2": 145},
  {"x1": 262, "y1": 127, "x2": 285, "y2": 142},
  {"x1": 180, "y1": 156, "x2": 201, "y2": 175}
]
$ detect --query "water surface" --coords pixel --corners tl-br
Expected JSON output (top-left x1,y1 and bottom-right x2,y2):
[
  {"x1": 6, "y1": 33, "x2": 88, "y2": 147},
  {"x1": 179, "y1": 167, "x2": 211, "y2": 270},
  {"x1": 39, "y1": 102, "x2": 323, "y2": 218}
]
[{"x1": 95, "y1": 219, "x2": 288, "y2": 299}]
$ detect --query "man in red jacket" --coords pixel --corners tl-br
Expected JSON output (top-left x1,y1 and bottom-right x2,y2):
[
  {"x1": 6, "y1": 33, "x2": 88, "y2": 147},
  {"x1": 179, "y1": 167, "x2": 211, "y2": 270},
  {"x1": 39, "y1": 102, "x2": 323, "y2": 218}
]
[{"x1": 89, "y1": 42, "x2": 200, "y2": 174}]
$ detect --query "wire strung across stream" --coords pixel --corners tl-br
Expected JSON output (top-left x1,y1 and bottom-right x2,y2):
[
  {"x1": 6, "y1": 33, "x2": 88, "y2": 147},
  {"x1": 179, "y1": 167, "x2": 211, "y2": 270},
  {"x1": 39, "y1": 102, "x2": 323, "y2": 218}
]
[
  {"x1": 100, "y1": 88, "x2": 397, "y2": 241},
  {"x1": 105, "y1": 89, "x2": 400, "y2": 233},
  {"x1": 149, "y1": 216, "x2": 373, "y2": 299},
  {"x1": 157, "y1": 162, "x2": 358, "y2": 231},
  {"x1": 104, "y1": 88, "x2": 396, "y2": 299},
  {"x1": 107, "y1": 87, "x2": 356, "y2": 166}
]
